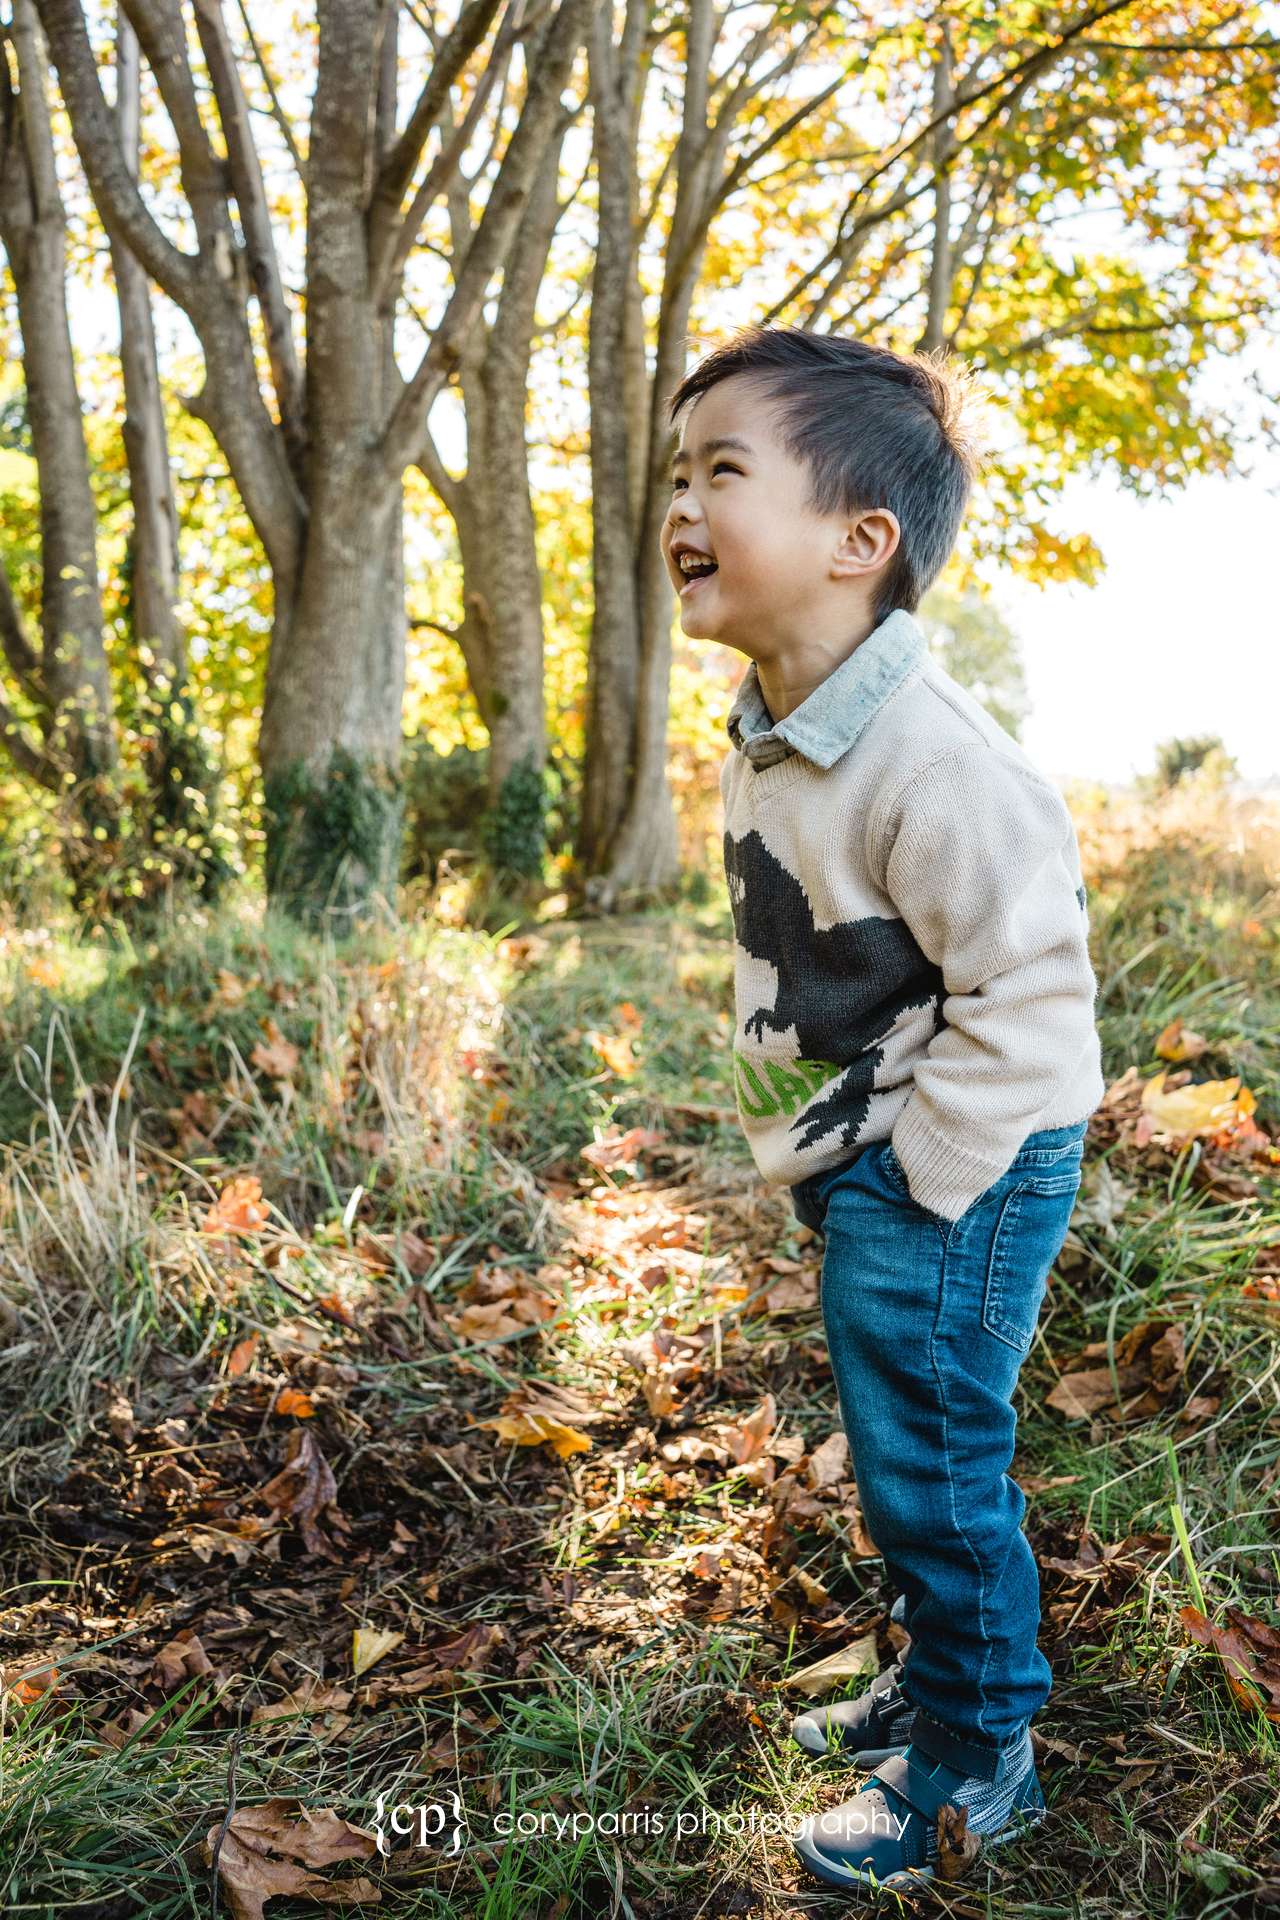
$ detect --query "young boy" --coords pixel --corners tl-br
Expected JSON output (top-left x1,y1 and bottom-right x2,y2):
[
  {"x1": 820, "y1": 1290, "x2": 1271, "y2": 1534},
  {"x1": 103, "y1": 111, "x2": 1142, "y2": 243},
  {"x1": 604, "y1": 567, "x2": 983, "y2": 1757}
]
[{"x1": 660, "y1": 326, "x2": 1104, "y2": 1895}]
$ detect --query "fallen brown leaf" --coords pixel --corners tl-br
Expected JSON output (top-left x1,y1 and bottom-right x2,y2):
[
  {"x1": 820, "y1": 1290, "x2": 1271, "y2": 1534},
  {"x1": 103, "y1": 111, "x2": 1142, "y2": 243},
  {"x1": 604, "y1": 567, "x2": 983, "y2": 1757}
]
[
  {"x1": 250, "y1": 1677, "x2": 354, "y2": 1731},
  {"x1": 1155, "y1": 1018, "x2": 1208, "y2": 1063},
  {"x1": 204, "y1": 1800, "x2": 380, "y2": 1920},
  {"x1": 227, "y1": 1334, "x2": 259, "y2": 1378},
  {"x1": 105, "y1": 1392, "x2": 135, "y2": 1447},
  {"x1": 258, "y1": 1430, "x2": 347, "y2": 1559},
  {"x1": 805, "y1": 1432, "x2": 849, "y2": 1491},
  {"x1": 1046, "y1": 1319, "x2": 1185, "y2": 1423},
  {"x1": 251, "y1": 1019, "x2": 300, "y2": 1084},
  {"x1": 352, "y1": 1627, "x2": 404, "y2": 1677},
  {"x1": 728, "y1": 1393, "x2": 776, "y2": 1465},
  {"x1": 359, "y1": 1623, "x2": 508, "y2": 1703},
  {"x1": 151, "y1": 1629, "x2": 215, "y2": 1692},
  {"x1": 203, "y1": 1176, "x2": 270, "y2": 1240},
  {"x1": 1180, "y1": 1603, "x2": 1280, "y2": 1723},
  {"x1": 1040, "y1": 1526, "x2": 1171, "y2": 1612},
  {"x1": 473, "y1": 1380, "x2": 599, "y2": 1459},
  {"x1": 779, "y1": 1633, "x2": 879, "y2": 1694},
  {"x1": 935, "y1": 1801, "x2": 980, "y2": 1881},
  {"x1": 1, "y1": 1661, "x2": 59, "y2": 1705},
  {"x1": 581, "y1": 1125, "x2": 664, "y2": 1171},
  {"x1": 274, "y1": 1388, "x2": 317, "y2": 1420}
]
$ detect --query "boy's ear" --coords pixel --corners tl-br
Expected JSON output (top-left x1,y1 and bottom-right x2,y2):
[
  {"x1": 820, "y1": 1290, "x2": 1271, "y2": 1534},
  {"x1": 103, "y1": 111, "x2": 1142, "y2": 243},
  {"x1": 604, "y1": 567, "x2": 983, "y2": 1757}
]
[{"x1": 831, "y1": 508, "x2": 900, "y2": 580}]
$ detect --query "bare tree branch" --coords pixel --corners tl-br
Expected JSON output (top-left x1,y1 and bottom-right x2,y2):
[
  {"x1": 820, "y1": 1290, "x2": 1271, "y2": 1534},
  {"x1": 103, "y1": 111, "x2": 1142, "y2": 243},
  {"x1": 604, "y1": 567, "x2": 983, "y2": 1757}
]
[
  {"x1": 946, "y1": 208, "x2": 1003, "y2": 346},
  {"x1": 767, "y1": 0, "x2": 1144, "y2": 326},
  {"x1": 758, "y1": 168, "x2": 934, "y2": 327},
  {"x1": 918, "y1": 23, "x2": 955, "y2": 352},
  {"x1": 192, "y1": 0, "x2": 306, "y2": 474},
  {"x1": 709, "y1": 63, "x2": 844, "y2": 222},
  {"x1": 0, "y1": 688, "x2": 62, "y2": 789},
  {"x1": 984, "y1": 297, "x2": 1271, "y2": 362},
  {"x1": 34, "y1": 0, "x2": 201, "y2": 309},
  {"x1": 377, "y1": 0, "x2": 595, "y2": 489},
  {"x1": 408, "y1": 613, "x2": 465, "y2": 639},
  {"x1": 120, "y1": 0, "x2": 236, "y2": 261},
  {"x1": 413, "y1": 418, "x2": 465, "y2": 518},
  {"x1": 232, "y1": 0, "x2": 306, "y2": 180},
  {"x1": 375, "y1": 0, "x2": 506, "y2": 214},
  {"x1": 371, "y1": 5, "x2": 520, "y2": 306},
  {"x1": 113, "y1": 5, "x2": 184, "y2": 680},
  {"x1": 1073, "y1": 35, "x2": 1279, "y2": 53},
  {"x1": 0, "y1": 561, "x2": 46, "y2": 715}
]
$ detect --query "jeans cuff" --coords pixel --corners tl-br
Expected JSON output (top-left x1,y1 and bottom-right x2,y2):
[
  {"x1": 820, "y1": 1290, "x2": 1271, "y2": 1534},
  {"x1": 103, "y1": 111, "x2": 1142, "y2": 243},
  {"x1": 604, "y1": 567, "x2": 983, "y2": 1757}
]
[{"x1": 908, "y1": 1708, "x2": 1030, "y2": 1782}]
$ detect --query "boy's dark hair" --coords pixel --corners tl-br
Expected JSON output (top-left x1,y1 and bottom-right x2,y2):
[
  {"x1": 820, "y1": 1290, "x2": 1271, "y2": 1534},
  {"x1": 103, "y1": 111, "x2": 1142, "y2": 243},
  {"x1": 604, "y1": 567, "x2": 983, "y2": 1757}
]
[{"x1": 665, "y1": 326, "x2": 981, "y2": 622}]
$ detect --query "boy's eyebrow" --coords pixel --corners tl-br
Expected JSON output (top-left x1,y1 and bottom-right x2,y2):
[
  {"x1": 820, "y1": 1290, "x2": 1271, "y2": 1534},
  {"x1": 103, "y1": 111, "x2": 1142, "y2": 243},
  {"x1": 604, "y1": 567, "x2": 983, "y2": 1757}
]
[{"x1": 669, "y1": 435, "x2": 756, "y2": 475}]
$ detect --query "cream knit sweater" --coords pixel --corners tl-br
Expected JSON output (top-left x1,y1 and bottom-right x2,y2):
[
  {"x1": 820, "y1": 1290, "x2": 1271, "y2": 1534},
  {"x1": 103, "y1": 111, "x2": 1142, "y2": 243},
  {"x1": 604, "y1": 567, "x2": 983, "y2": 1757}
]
[{"x1": 720, "y1": 608, "x2": 1105, "y2": 1221}]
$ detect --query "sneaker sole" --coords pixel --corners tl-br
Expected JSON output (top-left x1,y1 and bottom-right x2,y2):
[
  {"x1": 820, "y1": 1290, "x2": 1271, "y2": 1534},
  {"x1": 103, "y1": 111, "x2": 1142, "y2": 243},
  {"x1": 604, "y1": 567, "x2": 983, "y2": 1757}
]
[{"x1": 792, "y1": 1791, "x2": 1047, "y2": 1894}]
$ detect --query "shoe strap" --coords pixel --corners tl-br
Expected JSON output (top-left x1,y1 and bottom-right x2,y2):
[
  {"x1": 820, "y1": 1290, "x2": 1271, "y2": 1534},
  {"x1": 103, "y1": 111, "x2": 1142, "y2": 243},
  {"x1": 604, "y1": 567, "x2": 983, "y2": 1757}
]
[{"x1": 866, "y1": 1748, "x2": 967, "y2": 1824}]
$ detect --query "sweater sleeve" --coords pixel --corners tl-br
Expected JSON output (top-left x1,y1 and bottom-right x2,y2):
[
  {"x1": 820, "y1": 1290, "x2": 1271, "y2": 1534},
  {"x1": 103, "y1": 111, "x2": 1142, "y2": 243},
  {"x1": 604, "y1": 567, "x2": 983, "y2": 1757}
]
[{"x1": 880, "y1": 744, "x2": 1099, "y2": 1221}]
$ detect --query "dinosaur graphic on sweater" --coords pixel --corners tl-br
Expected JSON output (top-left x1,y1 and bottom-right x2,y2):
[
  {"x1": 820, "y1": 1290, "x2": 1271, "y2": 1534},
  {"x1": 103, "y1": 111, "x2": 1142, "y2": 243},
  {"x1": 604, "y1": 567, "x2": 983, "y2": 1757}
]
[{"x1": 724, "y1": 826, "x2": 947, "y2": 1156}]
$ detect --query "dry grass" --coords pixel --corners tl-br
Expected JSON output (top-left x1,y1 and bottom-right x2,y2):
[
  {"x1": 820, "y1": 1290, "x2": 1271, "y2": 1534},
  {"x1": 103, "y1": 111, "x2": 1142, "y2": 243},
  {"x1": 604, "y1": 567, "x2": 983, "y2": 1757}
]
[{"x1": 0, "y1": 776, "x2": 1277, "y2": 1918}]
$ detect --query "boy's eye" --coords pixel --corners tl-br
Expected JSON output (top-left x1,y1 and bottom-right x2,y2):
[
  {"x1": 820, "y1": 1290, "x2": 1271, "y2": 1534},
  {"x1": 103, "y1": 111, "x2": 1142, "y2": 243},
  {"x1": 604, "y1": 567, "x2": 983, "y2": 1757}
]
[{"x1": 671, "y1": 463, "x2": 739, "y2": 490}]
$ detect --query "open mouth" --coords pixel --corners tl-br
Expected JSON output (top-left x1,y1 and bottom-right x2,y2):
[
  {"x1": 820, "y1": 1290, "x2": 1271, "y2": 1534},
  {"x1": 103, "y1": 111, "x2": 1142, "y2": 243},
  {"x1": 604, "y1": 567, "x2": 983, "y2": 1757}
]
[{"x1": 677, "y1": 558, "x2": 718, "y2": 597}]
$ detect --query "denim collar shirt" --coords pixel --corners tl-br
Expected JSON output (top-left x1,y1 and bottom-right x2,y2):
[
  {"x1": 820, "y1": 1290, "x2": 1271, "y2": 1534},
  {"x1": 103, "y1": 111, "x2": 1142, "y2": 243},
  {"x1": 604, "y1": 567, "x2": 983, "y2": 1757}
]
[{"x1": 725, "y1": 608, "x2": 929, "y2": 770}]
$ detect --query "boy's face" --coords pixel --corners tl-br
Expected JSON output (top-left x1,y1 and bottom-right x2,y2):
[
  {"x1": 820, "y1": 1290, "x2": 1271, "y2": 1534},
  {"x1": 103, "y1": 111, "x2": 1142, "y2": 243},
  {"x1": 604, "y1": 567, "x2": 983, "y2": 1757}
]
[{"x1": 659, "y1": 372, "x2": 896, "y2": 663}]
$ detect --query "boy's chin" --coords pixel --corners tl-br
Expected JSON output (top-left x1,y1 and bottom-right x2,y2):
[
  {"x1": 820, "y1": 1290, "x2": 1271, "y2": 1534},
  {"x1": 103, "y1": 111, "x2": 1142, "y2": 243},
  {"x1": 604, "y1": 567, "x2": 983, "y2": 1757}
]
[{"x1": 678, "y1": 600, "x2": 721, "y2": 635}]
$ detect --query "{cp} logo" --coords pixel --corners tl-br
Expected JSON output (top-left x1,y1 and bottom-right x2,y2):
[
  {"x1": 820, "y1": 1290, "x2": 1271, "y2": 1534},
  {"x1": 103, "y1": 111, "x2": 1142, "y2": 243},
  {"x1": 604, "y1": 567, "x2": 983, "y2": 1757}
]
[{"x1": 373, "y1": 1792, "x2": 466, "y2": 1858}]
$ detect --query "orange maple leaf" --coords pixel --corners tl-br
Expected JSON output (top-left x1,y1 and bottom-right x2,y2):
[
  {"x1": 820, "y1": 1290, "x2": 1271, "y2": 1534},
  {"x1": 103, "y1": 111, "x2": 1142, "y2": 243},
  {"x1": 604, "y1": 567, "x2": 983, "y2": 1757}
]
[
  {"x1": 275, "y1": 1388, "x2": 317, "y2": 1419},
  {"x1": 202, "y1": 1175, "x2": 270, "y2": 1238}
]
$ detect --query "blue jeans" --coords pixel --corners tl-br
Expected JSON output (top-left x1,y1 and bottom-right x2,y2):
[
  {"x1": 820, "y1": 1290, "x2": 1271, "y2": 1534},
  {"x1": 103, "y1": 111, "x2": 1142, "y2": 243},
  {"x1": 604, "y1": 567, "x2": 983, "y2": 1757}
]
[{"x1": 789, "y1": 1120, "x2": 1087, "y2": 1781}]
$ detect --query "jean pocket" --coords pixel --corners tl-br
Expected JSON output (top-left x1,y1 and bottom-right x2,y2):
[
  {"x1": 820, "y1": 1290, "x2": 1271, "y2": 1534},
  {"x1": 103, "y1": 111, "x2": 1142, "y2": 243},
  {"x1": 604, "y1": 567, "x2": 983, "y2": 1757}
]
[
  {"x1": 982, "y1": 1167, "x2": 1082, "y2": 1353},
  {"x1": 878, "y1": 1140, "x2": 915, "y2": 1202},
  {"x1": 878, "y1": 1139, "x2": 959, "y2": 1224},
  {"x1": 791, "y1": 1177, "x2": 824, "y2": 1234},
  {"x1": 879, "y1": 1140, "x2": 997, "y2": 1226},
  {"x1": 1010, "y1": 1122, "x2": 1088, "y2": 1171},
  {"x1": 791, "y1": 1153, "x2": 865, "y2": 1232}
]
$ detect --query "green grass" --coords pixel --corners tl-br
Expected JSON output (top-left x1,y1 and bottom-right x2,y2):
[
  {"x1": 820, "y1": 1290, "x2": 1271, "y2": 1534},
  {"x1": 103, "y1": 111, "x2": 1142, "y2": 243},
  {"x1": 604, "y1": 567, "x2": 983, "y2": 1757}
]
[{"x1": 1, "y1": 780, "x2": 1279, "y2": 1916}]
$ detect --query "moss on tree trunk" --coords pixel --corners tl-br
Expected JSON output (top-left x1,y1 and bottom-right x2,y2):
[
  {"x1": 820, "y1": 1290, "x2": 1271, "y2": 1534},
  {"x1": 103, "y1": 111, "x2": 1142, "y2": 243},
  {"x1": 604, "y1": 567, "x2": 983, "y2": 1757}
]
[{"x1": 263, "y1": 748, "x2": 403, "y2": 925}]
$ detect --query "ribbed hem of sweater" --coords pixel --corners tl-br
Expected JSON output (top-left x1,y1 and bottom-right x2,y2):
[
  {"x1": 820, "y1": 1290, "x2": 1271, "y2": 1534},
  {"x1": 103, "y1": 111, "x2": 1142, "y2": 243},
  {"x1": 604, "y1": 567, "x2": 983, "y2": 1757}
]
[{"x1": 890, "y1": 1105, "x2": 1010, "y2": 1221}]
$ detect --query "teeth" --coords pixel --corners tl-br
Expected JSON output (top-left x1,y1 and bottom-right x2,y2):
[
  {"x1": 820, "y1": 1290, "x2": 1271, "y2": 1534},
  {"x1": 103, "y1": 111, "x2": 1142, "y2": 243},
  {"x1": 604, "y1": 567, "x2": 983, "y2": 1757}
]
[{"x1": 678, "y1": 553, "x2": 716, "y2": 574}]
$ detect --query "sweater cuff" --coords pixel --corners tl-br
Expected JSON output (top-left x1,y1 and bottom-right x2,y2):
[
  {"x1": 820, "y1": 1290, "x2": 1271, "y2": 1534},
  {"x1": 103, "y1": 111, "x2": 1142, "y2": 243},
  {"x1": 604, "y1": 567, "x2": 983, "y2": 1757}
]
[{"x1": 891, "y1": 1103, "x2": 1009, "y2": 1223}]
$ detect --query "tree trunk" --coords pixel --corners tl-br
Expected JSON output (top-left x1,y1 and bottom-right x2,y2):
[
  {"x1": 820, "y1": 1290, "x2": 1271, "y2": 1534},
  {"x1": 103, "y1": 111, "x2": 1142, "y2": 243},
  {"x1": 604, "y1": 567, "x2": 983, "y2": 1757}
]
[
  {"x1": 2, "y1": 0, "x2": 113, "y2": 773},
  {"x1": 413, "y1": 61, "x2": 580, "y2": 885},
  {"x1": 0, "y1": 0, "x2": 120, "y2": 902},
  {"x1": 112, "y1": 7, "x2": 227, "y2": 896},
  {"x1": 577, "y1": 0, "x2": 648, "y2": 887},
  {"x1": 113, "y1": 13, "x2": 179, "y2": 682},
  {"x1": 579, "y1": 0, "x2": 719, "y2": 910},
  {"x1": 438, "y1": 122, "x2": 572, "y2": 878},
  {"x1": 918, "y1": 25, "x2": 955, "y2": 355},
  {"x1": 473, "y1": 140, "x2": 559, "y2": 808},
  {"x1": 38, "y1": 0, "x2": 594, "y2": 921},
  {"x1": 255, "y1": 0, "x2": 400, "y2": 923},
  {"x1": 258, "y1": 475, "x2": 406, "y2": 921}
]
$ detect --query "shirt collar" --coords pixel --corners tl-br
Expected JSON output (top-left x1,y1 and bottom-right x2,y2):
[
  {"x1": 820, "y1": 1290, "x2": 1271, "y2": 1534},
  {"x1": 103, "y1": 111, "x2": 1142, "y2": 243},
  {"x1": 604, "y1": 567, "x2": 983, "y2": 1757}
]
[{"x1": 725, "y1": 608, "x2": 928, "y2": 769}]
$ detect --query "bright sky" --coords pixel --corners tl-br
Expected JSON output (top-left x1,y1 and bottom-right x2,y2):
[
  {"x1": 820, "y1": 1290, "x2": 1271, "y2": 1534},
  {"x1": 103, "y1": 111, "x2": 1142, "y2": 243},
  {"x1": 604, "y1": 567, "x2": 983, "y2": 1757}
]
[
  {"x1": 993, "y1": 453, "x2": 1280, "y2": 790},
  {"x1": 964, "y1": 210, "x2": 1280, "y2": 792}
]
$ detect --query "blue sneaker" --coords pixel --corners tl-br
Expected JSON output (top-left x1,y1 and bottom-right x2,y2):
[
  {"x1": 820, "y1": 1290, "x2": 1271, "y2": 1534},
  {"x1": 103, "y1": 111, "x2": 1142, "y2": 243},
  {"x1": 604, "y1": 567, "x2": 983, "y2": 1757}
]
[
  {"x1": 791, "y1": 1656, "x2": 917, "y2": 1763},
  {"x1": 791, "y1": 1594, "x2": 914, "y2": 1763},
  {"x1": 792, "y1": 1732, "x2": 1047, "y2": 1894}
]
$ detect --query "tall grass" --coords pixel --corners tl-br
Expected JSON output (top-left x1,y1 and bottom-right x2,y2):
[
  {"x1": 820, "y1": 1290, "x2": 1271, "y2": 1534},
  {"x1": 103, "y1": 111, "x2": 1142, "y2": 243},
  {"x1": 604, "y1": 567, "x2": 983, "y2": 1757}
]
[{"x1": 1, "y1": 777, "x2": 1277, "y2": 1917}]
